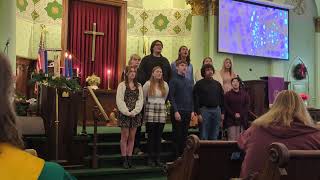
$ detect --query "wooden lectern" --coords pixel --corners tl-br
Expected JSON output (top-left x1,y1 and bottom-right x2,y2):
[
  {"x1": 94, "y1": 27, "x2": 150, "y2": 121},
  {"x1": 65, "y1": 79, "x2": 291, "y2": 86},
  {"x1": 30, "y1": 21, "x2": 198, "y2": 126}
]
[{"x1": 244, "y1": 80, "x2": 289, "y2": 117}]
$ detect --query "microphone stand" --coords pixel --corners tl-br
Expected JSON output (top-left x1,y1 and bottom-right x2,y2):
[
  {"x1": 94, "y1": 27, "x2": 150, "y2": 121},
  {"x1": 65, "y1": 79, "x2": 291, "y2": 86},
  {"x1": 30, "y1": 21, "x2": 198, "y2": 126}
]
[
  {"x1": 237, "y1": 75, "x2": 246, "y2": 89},
  {"x1": 3, "y1": 41, "x2": 9, "y2": 55}
]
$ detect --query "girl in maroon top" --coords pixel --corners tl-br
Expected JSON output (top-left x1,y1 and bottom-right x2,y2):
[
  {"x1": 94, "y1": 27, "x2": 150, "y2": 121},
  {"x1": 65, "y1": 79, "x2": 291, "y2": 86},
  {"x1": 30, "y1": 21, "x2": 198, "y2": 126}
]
[
  {"x1": 224, "y1": 77, "x2": 250, "y2": 140},
  {"x1": 237, "y1": 90, "x2": 320, "y2": 179}
]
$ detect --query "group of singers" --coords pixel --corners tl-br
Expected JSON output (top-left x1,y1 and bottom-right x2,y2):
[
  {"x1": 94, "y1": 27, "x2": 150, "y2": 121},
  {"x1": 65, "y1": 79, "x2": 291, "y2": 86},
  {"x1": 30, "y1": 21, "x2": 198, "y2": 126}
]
[{"x1": 116, "y1": 40, "x2": 250, "y2": 169}]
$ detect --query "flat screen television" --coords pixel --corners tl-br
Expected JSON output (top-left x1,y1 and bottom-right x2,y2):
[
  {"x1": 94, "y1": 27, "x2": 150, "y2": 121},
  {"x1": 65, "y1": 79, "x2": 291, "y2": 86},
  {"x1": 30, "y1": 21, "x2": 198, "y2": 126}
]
[{"x1": 218, "y1": 0, "x2": 289, "y2": 60}]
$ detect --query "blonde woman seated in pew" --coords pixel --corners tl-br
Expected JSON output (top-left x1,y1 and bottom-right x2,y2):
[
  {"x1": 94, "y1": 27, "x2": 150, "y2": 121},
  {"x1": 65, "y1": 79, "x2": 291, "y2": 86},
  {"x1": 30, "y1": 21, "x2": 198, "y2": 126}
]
[
  {"x1": 0, "y1": 53, "x2": 76, "y2": 180},
  {"x1": 237, "y1": 90, "x2": 320, "y2": 179}
]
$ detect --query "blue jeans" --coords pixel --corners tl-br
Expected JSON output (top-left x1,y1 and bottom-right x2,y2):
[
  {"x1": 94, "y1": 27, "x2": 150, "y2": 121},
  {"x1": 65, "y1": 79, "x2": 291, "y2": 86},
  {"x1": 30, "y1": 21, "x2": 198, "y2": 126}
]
[{"x1": 199, "y1": 107, "x2": 221, "y2": 140}]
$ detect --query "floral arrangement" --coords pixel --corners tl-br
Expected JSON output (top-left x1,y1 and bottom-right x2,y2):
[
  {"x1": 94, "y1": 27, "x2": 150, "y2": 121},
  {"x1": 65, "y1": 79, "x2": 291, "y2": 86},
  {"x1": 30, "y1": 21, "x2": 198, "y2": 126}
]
[
  {"x1": 293, "y1": 63, "x2": 307, "y2": 80},
  {"x1": 299, "y1": 93, "x2": 309, "y2": 101},
  {"x1": 30, "y1": 72, "x2": 81, "y2": 92},
  {"x1": 14, "y1": 94, "x2": 29, "y2": 116},
  {"x1": 86, "y1": 74, "x2": 101, "y2": 87}
]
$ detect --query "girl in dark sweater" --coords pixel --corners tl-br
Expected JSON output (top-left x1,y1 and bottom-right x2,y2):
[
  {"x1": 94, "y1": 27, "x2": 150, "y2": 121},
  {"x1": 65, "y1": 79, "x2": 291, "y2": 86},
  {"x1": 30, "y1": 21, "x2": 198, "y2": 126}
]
[{"x1": 224, "y1": 77, "x2": 250, "y2": 140}]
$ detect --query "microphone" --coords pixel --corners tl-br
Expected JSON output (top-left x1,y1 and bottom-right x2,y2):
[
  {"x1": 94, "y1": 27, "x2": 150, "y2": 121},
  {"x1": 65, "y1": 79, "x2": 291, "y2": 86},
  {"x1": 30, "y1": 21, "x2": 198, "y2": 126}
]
[{"x1": 3, "y1": 38, "x2": 10, "y2": 54}]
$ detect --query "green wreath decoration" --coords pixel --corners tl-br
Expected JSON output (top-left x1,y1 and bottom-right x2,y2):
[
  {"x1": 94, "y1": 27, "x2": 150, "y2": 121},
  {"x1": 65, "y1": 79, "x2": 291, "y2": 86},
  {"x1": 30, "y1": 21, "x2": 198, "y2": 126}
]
[{"x1": 292, "y1": 63, "x2": 307, "y2": 80}]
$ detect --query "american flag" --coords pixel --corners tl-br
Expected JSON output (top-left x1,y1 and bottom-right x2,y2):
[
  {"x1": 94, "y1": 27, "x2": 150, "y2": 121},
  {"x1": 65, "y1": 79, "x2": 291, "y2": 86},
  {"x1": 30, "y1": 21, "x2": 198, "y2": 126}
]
[{"x1": 35, "y1": 48, "x2": 47, "y2": 95}]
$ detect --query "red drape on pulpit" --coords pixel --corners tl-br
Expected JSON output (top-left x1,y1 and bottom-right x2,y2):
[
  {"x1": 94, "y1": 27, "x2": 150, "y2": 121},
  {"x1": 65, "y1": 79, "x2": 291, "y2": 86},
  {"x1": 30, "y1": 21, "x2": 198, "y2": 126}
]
[{"x1": 68, "y1": 1, "x2": 119, "y2": 89}]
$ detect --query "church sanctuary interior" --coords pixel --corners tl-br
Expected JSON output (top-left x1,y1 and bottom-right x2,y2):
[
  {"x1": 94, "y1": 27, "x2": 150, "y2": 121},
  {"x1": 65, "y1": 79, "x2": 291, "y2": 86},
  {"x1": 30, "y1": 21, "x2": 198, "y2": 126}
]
[{"x1": 2, "y1": 0, "x2": 320, "y2": 179}]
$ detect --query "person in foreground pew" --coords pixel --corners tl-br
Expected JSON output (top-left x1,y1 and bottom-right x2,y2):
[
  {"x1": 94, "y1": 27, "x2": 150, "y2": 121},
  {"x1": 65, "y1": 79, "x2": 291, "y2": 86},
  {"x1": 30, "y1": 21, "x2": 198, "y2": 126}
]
[
  {"x1": 0, "y1": 53, "x2": 76, "y2": 180},
  {"x1": 116, "y1": 66, "x2": 144, "y2": 168},
  {"x1": 193, "y1": 64, "x2": 224, "y2": 140},
  {"x1": 224, "y1": 77, "x2": 250, "y2": 140},
  {"x1": 238, "y1": 90, "x2": 320, "y2": 179},
  {"x1": 143, "y1": 66, "x2": 169, "y2": 167},
  {"x1": 169, "y1": 60, "x2": 194, "y2": 158}
]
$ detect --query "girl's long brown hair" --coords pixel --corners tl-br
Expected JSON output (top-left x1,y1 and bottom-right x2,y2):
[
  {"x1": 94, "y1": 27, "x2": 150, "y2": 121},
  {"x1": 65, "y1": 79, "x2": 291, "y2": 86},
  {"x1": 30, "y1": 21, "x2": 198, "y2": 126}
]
[
  {"x1": 124, "y1": 66, "x2": 139, "y2": 89},
  {"x1": 148, "y1": 66, "x2": 166, "y2": 97},
  {"x1": 0, "y1": 53, "x2": 24, "y2": 149},
  {"x1": 175, "y1": 45, "x2": 190, "y2": 65}
]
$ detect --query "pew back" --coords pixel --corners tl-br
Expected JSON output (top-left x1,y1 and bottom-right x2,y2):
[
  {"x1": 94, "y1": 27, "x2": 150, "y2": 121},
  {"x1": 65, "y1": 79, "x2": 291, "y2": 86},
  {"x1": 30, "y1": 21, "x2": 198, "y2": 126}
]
[
  {"x1": 258, "y1": 143, "x2": 320, "y2": 180},
  {"x1": 167, "y1": 135, "x2": 243, "y2": 180}
]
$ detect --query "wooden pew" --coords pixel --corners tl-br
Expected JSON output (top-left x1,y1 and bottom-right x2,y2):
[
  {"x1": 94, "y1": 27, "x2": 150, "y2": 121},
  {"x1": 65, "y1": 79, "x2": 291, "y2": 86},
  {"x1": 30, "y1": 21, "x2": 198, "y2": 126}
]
[
  {"x1": 166, "y1": 134, "x2": 243, "y2": 180},
  {"x1": 258, "y1": 142, "x2": 320, "y2": 180}
]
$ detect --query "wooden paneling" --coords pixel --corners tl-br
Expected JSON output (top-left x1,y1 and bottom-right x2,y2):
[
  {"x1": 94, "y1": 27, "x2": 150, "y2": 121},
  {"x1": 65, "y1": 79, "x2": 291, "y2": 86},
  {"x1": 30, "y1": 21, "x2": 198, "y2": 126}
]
[{"x1": 16, "y1": 56, "x2": 37, "y2": 98}]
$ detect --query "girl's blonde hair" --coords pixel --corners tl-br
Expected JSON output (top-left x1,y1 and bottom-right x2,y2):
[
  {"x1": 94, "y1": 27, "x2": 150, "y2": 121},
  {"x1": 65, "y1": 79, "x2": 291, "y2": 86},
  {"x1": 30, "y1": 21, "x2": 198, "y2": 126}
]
[
  {"x1": 221, "y1": 58, "x2": 235, "y2": 76},
  {"x1": 128, "y1": 54, "x2": 141, "y2": 66},
  {"x1": 148, "y1": 66, "x2": 166, "y2": 97},
  {"x1": 253, "y1": 90, "x2": 314, "y2": 127}
]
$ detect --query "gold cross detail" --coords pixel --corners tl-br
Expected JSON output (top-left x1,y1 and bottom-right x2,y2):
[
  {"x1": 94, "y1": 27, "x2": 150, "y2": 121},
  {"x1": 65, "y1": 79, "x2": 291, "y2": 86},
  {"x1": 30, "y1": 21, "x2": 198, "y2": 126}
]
[{"x1": 84, "y1": 23, "x2": 104, "y2": 62}]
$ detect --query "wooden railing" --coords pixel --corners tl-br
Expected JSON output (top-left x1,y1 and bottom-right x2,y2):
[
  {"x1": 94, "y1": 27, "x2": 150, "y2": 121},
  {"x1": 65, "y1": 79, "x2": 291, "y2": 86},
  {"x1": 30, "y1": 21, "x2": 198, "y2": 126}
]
[{"x1": 86, "y1": 86, "x2": 109, "y2": 168}]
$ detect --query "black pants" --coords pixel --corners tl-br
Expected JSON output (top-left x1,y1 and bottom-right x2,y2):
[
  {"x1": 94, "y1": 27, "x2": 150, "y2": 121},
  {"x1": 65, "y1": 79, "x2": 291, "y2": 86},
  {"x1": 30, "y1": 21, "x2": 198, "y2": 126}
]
[
  {"x1": 134, "y1": 108, "x2": 145, "y2": 149},
  {"x1": 171, "y1": 111, "x2": 191, "y2": 158},
  {"x1": 147, "y1": 122, "x2": 165, "y2": 160},
  {"x1": 134, "y1": 126, "x2": 142, "y2": 149}
]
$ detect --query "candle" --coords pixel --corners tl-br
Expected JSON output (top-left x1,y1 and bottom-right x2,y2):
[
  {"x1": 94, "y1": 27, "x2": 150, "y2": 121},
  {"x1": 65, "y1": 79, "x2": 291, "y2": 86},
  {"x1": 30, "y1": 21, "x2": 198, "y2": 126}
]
[
  {"x1": 64, "y1": 52, "x2": 68, "y2": 77},
  {"x1": 44, "y1": 50, "x2": 48, "y2": 75},
  {"x1": 54, "y1": 54, "x2": 60, "y2": 77},
  {"x1": 76, "y1": 68, "x2": 79, "y2": 77},
  {"x1": 68, "y1": 54, "x2": 73, "y2": 78},
  {"x1": 107, "y1": 69, "x2": 111, "y2": 90}
]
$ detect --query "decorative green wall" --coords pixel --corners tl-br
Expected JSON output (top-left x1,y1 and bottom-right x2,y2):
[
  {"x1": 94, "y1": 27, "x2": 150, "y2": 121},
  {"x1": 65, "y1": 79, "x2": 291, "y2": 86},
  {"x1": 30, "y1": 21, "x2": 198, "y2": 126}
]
[
  {"x1": 16, "y1": 0, "x2": 62, "y2": 60},
  {"x1": 15, "y1": 0, "x2": 192, "y2": 63},
  {"x1": 285, "y1": 0, "x2": 318, "y2": 105},
  {"x1": 126, "y1": 7, "x2": 192, "y2": 62}
]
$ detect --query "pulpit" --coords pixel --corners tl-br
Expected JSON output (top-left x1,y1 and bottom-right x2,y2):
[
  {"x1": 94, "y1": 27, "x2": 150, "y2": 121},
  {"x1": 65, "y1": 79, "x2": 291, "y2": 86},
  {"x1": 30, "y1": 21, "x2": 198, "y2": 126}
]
[
  {"x1": 244, "y1": 80, "x2": 289, "y2": 116},
  {"x1": 40, "y1": 85, "x2": 87, "y2": 164}
]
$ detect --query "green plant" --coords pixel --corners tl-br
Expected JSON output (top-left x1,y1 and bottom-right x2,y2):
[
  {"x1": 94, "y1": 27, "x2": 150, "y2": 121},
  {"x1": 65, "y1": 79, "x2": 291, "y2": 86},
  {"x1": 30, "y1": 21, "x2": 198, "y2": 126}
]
[{"x1": 30, "y1": 72, "x2": 81, "y2": 92}]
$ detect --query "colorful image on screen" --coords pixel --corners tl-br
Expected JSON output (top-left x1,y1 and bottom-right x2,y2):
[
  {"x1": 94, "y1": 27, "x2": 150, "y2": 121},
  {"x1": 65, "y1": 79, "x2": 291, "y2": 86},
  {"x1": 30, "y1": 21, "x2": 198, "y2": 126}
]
[{"x1": 218, "y1": 0, "x2": 289, "y2": 60}]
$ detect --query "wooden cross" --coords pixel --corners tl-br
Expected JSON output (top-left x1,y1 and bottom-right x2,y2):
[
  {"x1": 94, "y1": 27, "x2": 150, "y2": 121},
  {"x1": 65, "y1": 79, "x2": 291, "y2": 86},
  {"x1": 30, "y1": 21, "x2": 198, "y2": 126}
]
[{"x1": 84, "y1": 23, "x2": 104, "y2": 62}]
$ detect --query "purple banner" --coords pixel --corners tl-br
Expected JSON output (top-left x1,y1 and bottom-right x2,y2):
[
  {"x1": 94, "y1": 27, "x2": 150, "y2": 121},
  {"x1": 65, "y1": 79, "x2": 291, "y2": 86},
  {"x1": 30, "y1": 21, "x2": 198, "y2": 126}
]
[{"x1": 267, "y1": 76, "x2": 284, "y2": 104}]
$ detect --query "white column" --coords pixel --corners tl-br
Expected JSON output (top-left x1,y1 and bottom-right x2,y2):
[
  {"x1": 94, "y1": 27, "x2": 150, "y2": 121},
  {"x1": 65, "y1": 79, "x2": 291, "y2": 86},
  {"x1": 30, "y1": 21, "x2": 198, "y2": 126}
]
[
  {"x1": 191, "y1": 16, "x2": 205, "y2": 72},
  {"x1": 0, "y1": 0, "x2": 16, "y2": 70},
  {"x1": 187, "y1": 0, "x2": 208, "y2": 73}
]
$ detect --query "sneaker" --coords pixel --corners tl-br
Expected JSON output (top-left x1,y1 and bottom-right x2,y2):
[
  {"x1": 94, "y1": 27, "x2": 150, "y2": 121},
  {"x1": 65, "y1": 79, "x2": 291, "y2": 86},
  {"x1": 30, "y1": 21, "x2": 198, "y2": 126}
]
[
  {"x1": 137, "y1": 151, "x2": 144, "y2": 155},
  {"x1": 133, "y1": 147, "x2": 144, "y2": 155}
]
